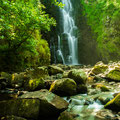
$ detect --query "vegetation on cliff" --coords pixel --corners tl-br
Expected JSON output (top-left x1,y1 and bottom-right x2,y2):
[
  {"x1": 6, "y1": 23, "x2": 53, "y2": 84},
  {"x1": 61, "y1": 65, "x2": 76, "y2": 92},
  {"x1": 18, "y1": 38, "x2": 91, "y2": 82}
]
[{"x1": 81, "y1": 0, "x2": 120, "y2": 61}]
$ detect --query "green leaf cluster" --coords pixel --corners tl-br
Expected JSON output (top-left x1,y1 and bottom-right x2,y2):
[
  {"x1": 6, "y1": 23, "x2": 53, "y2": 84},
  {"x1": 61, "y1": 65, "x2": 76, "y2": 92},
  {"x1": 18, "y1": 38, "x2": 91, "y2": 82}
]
[
  {"x1": 0, "y1": 0, "x2": 56, "y2": 71},
  {"x1": 81, "y1": 0, "x2": 120, "y2": 60}
]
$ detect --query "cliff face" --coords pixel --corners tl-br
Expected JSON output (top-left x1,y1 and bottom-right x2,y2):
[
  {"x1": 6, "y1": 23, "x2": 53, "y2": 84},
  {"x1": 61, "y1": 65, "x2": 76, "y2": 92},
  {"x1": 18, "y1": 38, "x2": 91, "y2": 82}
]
[{"x1": 41, "y1": 0, "x2": 120, "y2": 65}]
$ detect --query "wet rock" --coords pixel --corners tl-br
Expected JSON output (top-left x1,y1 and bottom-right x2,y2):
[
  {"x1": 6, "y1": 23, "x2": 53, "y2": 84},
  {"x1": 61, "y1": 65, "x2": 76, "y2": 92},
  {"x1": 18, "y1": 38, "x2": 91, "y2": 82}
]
[
  {"x1": 98, "y1": 95, "x2": 114, "y2": 105},
  {"x1": 92, "y1": 83, "x2": 109, "y2": 92},
  {"x1": 48, "y1": 65, "x2": 64, "y2": 75},
  {"x1": 26, "y1": 66, "x2": 49, "y2": 79},
  {"x1": 1, "y1": 116, "x2": 27, "y2": 120},
  {"x1": 24, "y1": 78, "x2": 45, "y2": 91},
  {"x1": 77, "y1": 84, "x2": 87, "y2": 94},
  {"x1": 95, "y1": 109, "x2": 120, "y2": 120},
  {"x1": 104, "y1": 93, "x2": 120, "y2": 111},
  {"x1": 63, "y1": 71, "x2": 69, "y2": 78},
  {"x1": 58, "y1": 111, "x2": 80, "y2": 120},
  {"x1": 20, "y1": 89, "x2": 69, "y2": 117},
  {"x1": 68, "y1": 69, "x2": 87, "y2": 84},
  {"x1": 0, "y1": 98, "x2": 40, "y2": 119},
  {"x1": 106, "y1": 68, "x2": 120, "y2": 81},
  {"x1": 0, "y1": 89, "x2": 68, "y2": 119},
  {"x1": 49, "y1": 78, "x2": 77, "y2": 96},
  {"x1": 91, "y1": 62, "x2": 108, "y2": 75},
  {"x1": 11, "y1": 72, "x2": 27, "y2": 88},
  {"x1": 87, "y1": 76, "x2": 94, "y2": 83}
]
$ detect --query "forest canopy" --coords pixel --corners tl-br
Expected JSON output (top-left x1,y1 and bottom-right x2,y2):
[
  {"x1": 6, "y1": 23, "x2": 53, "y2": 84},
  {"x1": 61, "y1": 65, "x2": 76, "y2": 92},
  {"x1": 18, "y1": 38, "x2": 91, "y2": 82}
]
[
  {"x1": 81, "y1": 0, "x2": 120, "y2": 61},
  {"x1": 0, "y1": 0, "x2": 59, "y2": 71}
]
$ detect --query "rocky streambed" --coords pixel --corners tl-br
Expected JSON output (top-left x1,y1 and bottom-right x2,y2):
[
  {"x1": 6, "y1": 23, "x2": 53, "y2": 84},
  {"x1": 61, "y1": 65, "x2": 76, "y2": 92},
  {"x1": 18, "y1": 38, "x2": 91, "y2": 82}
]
[{"x1": 0, "y1": 61, "x2": 120, "y2": 120}]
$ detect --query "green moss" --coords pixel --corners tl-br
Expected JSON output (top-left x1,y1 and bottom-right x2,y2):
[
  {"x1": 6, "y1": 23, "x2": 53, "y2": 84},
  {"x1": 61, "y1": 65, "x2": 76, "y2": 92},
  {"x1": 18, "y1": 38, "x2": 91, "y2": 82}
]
[
  {"x1": 106, "y1": 70, "x2": 120, "y2": 81},
  {"x1": 92, "y1": 65, "x2": 108, "y2": 75},
  {"x1": 28, "y1": 78, "x2": 45, "y2": 91},
  {"x1": 49, "y1": 78, "x2": 77, "y2": 96},
  {"x1": 104, "y1": 93, "x2": 120, "y2": 110},
  {"x1": 68, "y1": 69, "x2": 87, "y2": 84}
]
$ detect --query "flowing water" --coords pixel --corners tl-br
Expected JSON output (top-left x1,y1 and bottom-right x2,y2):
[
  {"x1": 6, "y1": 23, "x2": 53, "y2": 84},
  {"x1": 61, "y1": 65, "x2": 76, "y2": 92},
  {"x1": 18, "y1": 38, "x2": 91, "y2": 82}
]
[{"x1": 58, "y1": 0, "x2": 78, "y2": 65}]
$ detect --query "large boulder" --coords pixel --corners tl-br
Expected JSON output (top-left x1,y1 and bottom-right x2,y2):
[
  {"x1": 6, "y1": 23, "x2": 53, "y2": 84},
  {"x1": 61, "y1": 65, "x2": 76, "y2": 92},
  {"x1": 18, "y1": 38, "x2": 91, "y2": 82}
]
[
  {"x1": 26, "y1": 66, "x2": 49, "y2": 79},
  {"x1": 104, "y1": 93, "x2": 120, "y2": 111},
  {"x1": 24, "y1": 78, "x2": 45, "y2": 91},
  {"x1": 11, "y1": 72, "x2": 27, "y2": 88},
  {"x1": 48, "y1": 65, "x2": 64, "y2": 75},
  {"x1": 49, "y1": 78, "x2": 77, "y2": 96},
  {"x1": 106, "y1": 68, "x2": 120, "y2": 81},
  {"x1": 0, "y1": 98, "x2": 40, "y2": 119},
  {"x1": 58, "y1": 111, "x2": 79, "y2": 120},
  {"x1": 0, "y1": 89, "x2": 68, "y2": 119},
  {"x1": 76, "y1": 84, "x2": 88, "y2": 94},
  {"x1": 91, "y1": 62, "x2": 108, "y2": 75},
  {"x1": 92, "y1": 83, "x2": 109, "y2": 92},
  {"x1": 68, "y1": 69, "x2": 87, "y2": 84}
]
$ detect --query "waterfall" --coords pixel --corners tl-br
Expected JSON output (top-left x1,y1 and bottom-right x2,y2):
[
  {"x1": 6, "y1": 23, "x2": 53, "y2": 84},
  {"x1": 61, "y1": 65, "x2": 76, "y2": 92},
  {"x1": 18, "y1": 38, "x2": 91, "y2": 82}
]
[
  {"x1": 57, "y1": 35, "x2": 65, "y2": 64},
  {"x1": 58, "y1": 0, "x2": 78, "y2": 65}
]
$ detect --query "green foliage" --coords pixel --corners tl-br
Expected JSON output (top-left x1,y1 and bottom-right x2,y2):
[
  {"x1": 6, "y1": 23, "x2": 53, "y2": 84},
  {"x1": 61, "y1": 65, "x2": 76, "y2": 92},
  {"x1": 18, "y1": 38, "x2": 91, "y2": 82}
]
[
  {"x1": 81, "y1": 0, "x2": 120, "y2": 60},
  {"x1": 0, "y1": 0, "x2": 56, "y2": 71}
]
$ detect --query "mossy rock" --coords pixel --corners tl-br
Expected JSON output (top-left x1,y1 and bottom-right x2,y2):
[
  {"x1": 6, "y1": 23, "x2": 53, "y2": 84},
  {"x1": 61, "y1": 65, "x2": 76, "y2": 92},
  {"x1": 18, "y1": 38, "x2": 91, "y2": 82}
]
[
  {"x1": 19, "y1": 89, "x2": 69, "y2": 117},
  {"x1": 49, "y1": 78, "x2": 77, "y2": 96},
  {"x1": 26, "y1": 66, "x2": 49, "y2": 79},
  {"x1": 24, "y1": 78, "x2": 45, "y2": 91},
  {"x1": 91, "y1": 63, "x2": 108, "y2": 75},
  {"x1": 104, "y1": 93, "x2": 120, "y2": 111},
  {"x1": 48, "y1": 65, "x2": 64, "y2": 75},
  {"x1": 11, "y1": 72, "x2": 28, "y2": 87},
  {"x1": 77, "y1": 84, "x2": 88, "y2": 94},
  {"x1": 68, "y1": 69, "x2": 87, "y2": 84},
  {"x1": 0, "y1": 99, "x2": 40, "y2": 119},
  {"x1": 106, "y1": 69, "x2": 120, "y2": 81},
  {"x1": 58, "y1": 111, "x2": 79, "y2": 120},
  {"x1": 0, "y1": 90, "x2": 68, "y2": 119},
  {"x1": 92, "y1": 83, "x2": 109, "y2": 92}
]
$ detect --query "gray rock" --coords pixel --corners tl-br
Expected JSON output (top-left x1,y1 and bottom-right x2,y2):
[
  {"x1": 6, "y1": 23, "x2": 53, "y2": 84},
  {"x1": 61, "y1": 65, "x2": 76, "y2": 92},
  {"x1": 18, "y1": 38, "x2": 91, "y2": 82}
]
[
  {"x1": 68, "y1": 69, "x2": 87, "y2": 84},
  {"x1": 0, "y1": 89, "x2": 69, "y2": 119}
]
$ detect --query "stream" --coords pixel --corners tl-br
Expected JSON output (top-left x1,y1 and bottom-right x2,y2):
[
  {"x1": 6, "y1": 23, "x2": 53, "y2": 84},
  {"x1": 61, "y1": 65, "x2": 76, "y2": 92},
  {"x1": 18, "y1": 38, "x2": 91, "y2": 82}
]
[{"x1": 63, "y1": 82, "x2": 120, "y2": 120}]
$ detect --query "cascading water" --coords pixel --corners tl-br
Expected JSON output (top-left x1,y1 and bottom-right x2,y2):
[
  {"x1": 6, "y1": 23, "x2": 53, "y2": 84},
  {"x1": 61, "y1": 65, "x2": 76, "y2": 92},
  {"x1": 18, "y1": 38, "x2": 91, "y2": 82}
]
[{"x1": 58, "y1": 0, "x2": 78, "y2": 65}]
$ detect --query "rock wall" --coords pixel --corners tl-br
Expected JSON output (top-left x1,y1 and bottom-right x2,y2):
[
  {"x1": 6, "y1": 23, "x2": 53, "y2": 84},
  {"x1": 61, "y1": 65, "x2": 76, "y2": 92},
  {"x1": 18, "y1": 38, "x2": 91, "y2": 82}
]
[{"x1": 41, "y1": 0, "x2": 102, "y2": 65}]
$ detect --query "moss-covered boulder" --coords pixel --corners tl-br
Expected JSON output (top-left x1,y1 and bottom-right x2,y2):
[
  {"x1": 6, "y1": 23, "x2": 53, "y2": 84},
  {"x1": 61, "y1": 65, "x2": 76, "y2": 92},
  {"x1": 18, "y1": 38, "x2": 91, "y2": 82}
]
[
  {"x1": 92, "y1": 83, "x2": 109, "y2": 92},
  {"x1": 0, "y1": 90, "x2": 68, "y2": 119},
  {"x1": 58, "y1": 111, "x2": 79, "y2": 120},
  {"x1": 24, "y1": 78, "x2": 45, "y2": 91},
  {"x1": 68, "y1": 69, "x2": 87, "y2": 84},
  {"x1": 11, "y1": 72, "x2": 28, "y2": 88},
  {"x1": 48, "y1": 65, "x2": 64, "y2": 75},
  {"x1": 49, "y1": 78, "x2": 77, "y2": 96},
  {"x1": 91, "y1": 62, "x2": 108, "y2": 75},
  {"x1": 20, "y1": 89, "x2": 69, "y2": 117},
  {"x1": 104, "y1": 93, "x2": 120, "y2": 111},
  {"x1": 0, "y1": 99, "x2": 40, "y2": 119},
  {"x1": 106, "y1": 68, "x2": 120, "y2": 81},
  {"x1": 26, "y1": 66, "x2": 49, "y2": 79},
  {"x1": 77, "y1": 84, "x2": 88, "y2": 94}
]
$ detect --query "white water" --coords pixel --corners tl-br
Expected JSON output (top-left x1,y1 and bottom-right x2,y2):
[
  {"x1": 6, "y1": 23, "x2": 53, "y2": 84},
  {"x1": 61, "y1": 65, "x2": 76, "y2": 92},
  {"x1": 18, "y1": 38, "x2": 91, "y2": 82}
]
[
  {"x1": 58, "y1": 0, "x2": 78, "y2": 65},
  {"x1": 57, "y1": 35, "x2": 65, "y2": 64}
]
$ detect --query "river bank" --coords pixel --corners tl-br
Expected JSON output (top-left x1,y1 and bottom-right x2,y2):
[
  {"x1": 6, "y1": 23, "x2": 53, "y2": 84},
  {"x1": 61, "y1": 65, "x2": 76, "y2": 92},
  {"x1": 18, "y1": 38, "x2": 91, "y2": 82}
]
[{"x1": 0, "y1": 61, "x2": 120, "y2": 120}]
